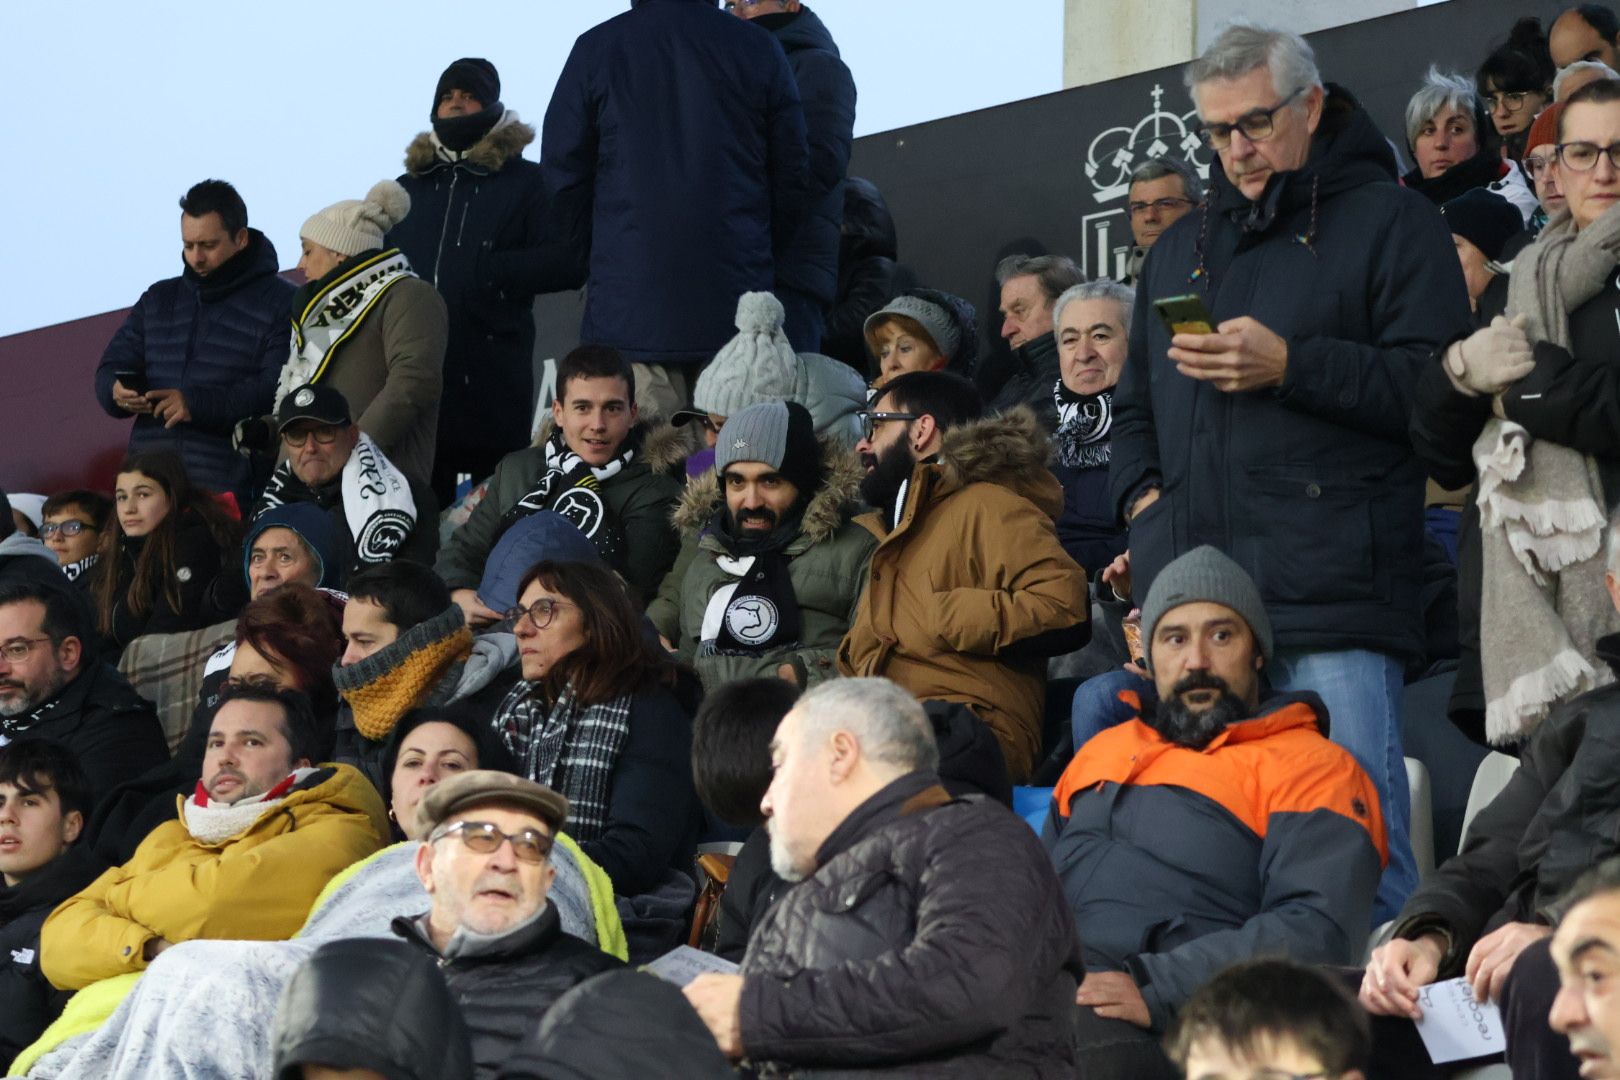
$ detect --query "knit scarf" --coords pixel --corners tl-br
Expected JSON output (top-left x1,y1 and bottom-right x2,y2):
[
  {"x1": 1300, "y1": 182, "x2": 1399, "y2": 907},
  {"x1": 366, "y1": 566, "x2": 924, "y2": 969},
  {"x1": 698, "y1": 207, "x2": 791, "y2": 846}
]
[
  {"x1": 492, "y1": 681, "x2": 633, "y2": 841},
  {"x1": 499, "y1": 430, "x2": 632, "y2": 568},
  {"x1": 61, "y1": 553, "x2": 98, "y2": 583},
  {"x1": 1476, "y1": 205, "x2": 1620, "y2": 743},
  {"x1": 1053, "y1": 381, "x2": 1113, "y2": 469},
  {"x1": 181, "y1": 767, "x2": 317, "y2": 845},
  {"x1": 278, "y1": 249, "x2": 415, "y2": 402},
  {"x1": 699, "y1": 509, "x2": 805, "y2": 656},
  {"x1": 253, "y1": 431, "x2": 417, "y2": 567},
  {"x1": 430, "y1": 106, "x2": 515, "y2": 162},
  {"x1": 335, "y1": 605, "x2": 475, "y2": 741}
]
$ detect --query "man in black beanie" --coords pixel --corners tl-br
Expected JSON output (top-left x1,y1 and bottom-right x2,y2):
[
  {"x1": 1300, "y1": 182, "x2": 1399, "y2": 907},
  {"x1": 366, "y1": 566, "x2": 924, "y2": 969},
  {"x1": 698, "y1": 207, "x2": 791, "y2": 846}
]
[{"x1": 391, "y1": 58, "x2": 555, "y2": 507}]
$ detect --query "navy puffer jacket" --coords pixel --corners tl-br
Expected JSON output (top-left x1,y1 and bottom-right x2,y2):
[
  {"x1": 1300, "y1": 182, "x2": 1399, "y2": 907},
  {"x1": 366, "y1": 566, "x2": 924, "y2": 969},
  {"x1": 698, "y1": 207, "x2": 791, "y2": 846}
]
[{"x1": 94, "y1": 231, "x2": 294, "y2": 499}]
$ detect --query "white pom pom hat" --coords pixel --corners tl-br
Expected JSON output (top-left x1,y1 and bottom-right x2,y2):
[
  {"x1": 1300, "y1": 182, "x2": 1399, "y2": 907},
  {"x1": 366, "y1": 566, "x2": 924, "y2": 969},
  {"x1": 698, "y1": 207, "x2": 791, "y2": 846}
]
[
  {"x1": 690, "y1": 291, "x2": 799, "y2": 419},
  {"x1": 300, "y1": 180, "x2": 412, "y2": 258}
]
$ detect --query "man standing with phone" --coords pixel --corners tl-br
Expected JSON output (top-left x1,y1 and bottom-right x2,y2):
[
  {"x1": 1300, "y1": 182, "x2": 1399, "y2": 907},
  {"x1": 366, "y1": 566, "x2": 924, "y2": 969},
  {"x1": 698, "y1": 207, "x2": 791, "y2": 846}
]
[
  {"x1": 94, "y1": 181, "x2": 294, "y2": 503},
  {"x1": 1108, "y1": 24, "x2": 1471, "y2": 922}
]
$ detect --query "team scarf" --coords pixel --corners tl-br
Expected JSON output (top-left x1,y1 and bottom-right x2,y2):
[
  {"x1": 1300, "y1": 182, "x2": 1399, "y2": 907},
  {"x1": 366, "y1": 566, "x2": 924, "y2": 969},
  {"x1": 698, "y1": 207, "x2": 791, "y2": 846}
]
[
  {"x1": 698, "y1": 508, "x2": 804, "y2": 656},
  {"x1": 253, "y1": 432, "x2": 417, "y2": 567},
  {"x1": 61, "y1": 554, "x2": 98, "y2": 583},
  {"x1": 493, "y1": 681, "x2": 634, "y2": 841},
  {"x1": 498, "y1": 430, "x2": 632, "y2": 568},
  {"x1": 276, "y1": 249, "x2": 415, "y2": 404},
  {"x1": 1053, "y1": 381, "x2": 1113, "y2": 469}
]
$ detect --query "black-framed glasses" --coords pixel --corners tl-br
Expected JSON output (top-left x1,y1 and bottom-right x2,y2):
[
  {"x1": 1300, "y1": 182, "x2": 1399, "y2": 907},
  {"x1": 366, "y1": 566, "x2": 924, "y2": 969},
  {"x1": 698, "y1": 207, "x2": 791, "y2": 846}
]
[
  {"x1": 857, "y1": 410, "x2": 920, "y2": 442},
  {"x1": 1197, "y1": 87, "x2": 1306, "y2": 149},
  {"x1": 1558, "y1": 141, "x2": 1620, "y2": 172},
  {"x1": 281, "y1": 425, "x2": 342, "y2": 448},
  {"x1": 430, "y1": 820, "x2": 554, "y2": 863},
  {"x1": 1128, "y1": 196, "x2": 1194, "y2": 217},
  {"x1": 503, "y1": 596, "x2": 575, "y2": 631},
  {"x1": 1484, "y1": 90, "x2": 1538, "y2": 114},
  {"x1": 40, "y1": 520, "x2": 96, "y2": 539},
  {"x1": 0, "y1": 637, "x2": 54, "y2": 664},
  {"x1": 1523, "y1": 151, "x2": 1556, "y2": 179}
]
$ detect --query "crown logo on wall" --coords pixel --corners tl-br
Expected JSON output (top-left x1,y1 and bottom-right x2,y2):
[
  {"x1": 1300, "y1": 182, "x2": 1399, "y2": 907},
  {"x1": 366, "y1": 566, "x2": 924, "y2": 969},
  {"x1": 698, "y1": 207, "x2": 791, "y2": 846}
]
[{"x1": 1085, "y1": 84, "x2": 1212, "y2": 203}]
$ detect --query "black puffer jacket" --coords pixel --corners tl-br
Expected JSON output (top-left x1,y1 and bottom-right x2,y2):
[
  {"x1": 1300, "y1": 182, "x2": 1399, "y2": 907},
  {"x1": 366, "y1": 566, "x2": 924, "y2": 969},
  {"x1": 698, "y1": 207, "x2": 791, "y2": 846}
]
[
  {"x1": 0, "y1": 847, "x2": 106, "y2": 1063},
  {"x1": 1391, "y1": 634, "x2": 1620, "y2": 974},
  {"x1": 821, "y1": 178, "x2": 915, "y2": 372},
  {"x1": 739, "y1": 770, "x2": 1082, "y2": 1077},
  {"x1": 392, "y1": 905, "x2": 622, "y2": 1079},
  {"x1": 1110, "y1": 85, "x2": 1473, "y2": 659}
]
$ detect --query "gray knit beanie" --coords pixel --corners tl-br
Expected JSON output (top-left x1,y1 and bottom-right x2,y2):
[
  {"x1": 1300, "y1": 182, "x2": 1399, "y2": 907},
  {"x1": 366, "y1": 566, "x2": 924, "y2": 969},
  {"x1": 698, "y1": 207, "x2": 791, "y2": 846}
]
[
  {"x1": 301, "y1": 180, "x2": 412, "y2": 257},
  {"x1": 863, "y1": 296, "x2": 960, "y2": 362},
  {"x1": 691, "y1": 293, "x2": 798, "y2": 418},
  {"x1": 1139, "y1": 546, "x2": 1273, "y2": 667}
]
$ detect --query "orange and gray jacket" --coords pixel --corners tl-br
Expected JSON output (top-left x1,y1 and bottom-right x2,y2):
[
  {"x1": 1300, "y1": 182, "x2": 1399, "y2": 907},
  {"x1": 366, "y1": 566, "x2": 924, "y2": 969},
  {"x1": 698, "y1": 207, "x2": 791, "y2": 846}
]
[{"x1": 1042, "y1": 693, "x2": 1387, "y2": 1031}]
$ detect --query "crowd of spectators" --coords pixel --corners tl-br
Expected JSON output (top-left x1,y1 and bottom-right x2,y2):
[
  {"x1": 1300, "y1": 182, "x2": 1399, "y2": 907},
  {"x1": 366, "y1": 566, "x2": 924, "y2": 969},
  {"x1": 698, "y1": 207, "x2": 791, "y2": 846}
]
[{"x1": 11, "y1": 1, "x2": 1620, "y2": 1077}]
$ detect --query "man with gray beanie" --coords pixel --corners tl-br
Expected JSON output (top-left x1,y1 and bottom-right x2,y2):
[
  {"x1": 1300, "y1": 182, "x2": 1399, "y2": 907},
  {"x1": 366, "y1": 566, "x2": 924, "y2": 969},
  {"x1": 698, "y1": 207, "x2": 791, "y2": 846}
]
[
  {"x1": 648, "y1": 400, "x2": 876, "y2": 692},
  {"x1": 1044, "y1": 545, "x2": 1387, "y2": 1080}
]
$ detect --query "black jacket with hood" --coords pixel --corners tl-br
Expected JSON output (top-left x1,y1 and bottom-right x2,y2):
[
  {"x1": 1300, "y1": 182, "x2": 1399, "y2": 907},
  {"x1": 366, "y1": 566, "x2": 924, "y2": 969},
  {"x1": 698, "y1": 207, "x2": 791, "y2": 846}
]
[
  {"x1": 0, "y1": 846, "x2": 106, "y2": 1063},
  {"x1": 822, "y1": 177, "x2": 915, "y2": 372},
  {"x1": 1109, "y1": 85, "x2": 1473, "y2": 659}
]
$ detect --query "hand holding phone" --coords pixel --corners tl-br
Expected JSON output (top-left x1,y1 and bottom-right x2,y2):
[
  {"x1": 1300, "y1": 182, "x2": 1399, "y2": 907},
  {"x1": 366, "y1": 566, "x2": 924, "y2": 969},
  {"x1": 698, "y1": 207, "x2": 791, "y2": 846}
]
[
  {"x1": 112, "y1": 370, "x2": 153, "y2": 414},
  {"x1": 1153, "y1": 294, "x2": 1216, "y2": 337}
]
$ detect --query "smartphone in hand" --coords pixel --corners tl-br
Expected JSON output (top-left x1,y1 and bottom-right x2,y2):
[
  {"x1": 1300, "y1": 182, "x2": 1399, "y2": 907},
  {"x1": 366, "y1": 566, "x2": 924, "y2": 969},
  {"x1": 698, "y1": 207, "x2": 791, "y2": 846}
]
[
  {"x1": 114, "y1": 369, "x2": 149, "y2": 395},
  {"x1": 1153, "y1": 294, "x2": 1216, "y2": 337}
]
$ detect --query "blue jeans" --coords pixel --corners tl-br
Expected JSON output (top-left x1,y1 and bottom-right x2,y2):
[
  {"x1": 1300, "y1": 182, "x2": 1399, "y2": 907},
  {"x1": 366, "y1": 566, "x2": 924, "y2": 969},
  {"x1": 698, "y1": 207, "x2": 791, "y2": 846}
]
[
  {"x1": 1070, "y1": 669, "x2": 1154, "y2": 753},
  {"x1": 1268, "y1": 647, "x2": 1417, "y2": 924}
]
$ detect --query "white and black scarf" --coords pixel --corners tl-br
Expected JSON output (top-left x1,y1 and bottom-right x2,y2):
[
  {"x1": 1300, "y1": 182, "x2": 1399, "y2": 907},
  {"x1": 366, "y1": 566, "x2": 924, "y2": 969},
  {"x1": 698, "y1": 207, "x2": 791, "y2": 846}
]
[
  {"x1": 61, "y1": 554, "x2": 98, "y2": 583},
  {"x1": 277, "y1": 249, "x2": 415, "y2": 403},
  {"x1": 699, "y1": 510, "x2": 803, "y2": 656},
  {"x1": 1054, "y1": 381, "x2": 1113, "y2": 469},
  {"x1": 253, "y1": 433, "x2": 417, "y2": 566},
  {"x1": 493, "y1": 682, "x2": 633, "y2": 841},
  {"x1": 499, "y1": 431, "x2": 633, "y2": 567}
]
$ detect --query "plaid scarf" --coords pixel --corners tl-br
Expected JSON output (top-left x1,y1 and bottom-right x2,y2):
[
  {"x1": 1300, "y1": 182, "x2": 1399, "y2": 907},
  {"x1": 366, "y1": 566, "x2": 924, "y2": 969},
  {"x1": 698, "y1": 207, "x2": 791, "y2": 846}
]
[{"x1": 493, "y1": 681, "x2": 633, "y2": 840}]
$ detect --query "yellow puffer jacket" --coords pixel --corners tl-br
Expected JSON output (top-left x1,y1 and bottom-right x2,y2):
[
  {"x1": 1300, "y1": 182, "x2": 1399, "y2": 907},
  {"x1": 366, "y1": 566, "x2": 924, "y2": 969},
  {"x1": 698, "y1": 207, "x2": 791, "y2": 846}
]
[{"x1": 42, "y1": 764, "x2": 388, "y2": 990}]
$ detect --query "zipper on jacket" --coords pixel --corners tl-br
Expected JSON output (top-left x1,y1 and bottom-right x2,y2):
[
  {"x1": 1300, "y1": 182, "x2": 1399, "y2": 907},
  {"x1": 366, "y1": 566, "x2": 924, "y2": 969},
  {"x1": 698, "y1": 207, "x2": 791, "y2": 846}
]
[
  {"x1": 455, "y1": 202, "x2": 471, "y2": 248},
  {"x1": 431, "y1": 171, "x2": 461, "y2": 286}
]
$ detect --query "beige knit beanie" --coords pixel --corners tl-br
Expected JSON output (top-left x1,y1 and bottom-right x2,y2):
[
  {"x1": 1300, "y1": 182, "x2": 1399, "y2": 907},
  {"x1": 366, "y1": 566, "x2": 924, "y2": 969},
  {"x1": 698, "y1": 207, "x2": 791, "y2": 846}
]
[{"x1": 300, "y1": 180, "x2": 412, "y2": 257}]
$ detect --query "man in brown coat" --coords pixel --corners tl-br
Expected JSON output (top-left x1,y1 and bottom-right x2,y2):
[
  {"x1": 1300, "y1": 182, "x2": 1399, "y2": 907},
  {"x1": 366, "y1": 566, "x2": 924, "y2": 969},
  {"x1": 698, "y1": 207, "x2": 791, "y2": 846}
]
[{"x1": 838, "y1": 371, "x2": 1089, "y2": 781}]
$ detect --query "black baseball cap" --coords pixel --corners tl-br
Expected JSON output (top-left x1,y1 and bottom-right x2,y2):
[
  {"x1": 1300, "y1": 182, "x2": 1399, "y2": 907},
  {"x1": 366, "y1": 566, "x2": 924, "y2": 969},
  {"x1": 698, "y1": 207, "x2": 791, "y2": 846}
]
[{"x1": 275, "y1": 384, "x2": 352, "y2": 432}]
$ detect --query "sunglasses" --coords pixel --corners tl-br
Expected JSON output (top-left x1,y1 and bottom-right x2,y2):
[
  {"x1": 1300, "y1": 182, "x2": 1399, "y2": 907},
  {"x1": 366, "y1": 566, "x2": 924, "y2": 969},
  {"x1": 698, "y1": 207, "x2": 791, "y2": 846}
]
[{"x1": 430, "y1": 820, "x2": 554, "y2": 863}]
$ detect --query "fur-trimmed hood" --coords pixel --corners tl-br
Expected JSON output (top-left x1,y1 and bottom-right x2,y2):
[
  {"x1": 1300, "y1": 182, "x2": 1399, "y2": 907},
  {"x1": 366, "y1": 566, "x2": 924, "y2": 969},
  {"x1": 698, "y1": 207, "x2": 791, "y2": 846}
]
[
  {"x1": 934, "y1": 406, "x2": 1061, "y2": 518},
  {"x1": 671, "y1": 437, "x2": 865, "y2": 545},
  {"x1": 403, "y1": 113, "x2": 536, "y2": 176}
]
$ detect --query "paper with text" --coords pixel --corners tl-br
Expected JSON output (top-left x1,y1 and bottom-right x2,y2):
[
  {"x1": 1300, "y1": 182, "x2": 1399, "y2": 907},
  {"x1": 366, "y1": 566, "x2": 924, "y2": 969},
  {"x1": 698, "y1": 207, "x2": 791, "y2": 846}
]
[
  {"x1": 1414, "y1": 977, "x2": 1505, "y2": 1064},
  {"x1": 644, "y1": 945, "x2": 740, "y2": 987}
]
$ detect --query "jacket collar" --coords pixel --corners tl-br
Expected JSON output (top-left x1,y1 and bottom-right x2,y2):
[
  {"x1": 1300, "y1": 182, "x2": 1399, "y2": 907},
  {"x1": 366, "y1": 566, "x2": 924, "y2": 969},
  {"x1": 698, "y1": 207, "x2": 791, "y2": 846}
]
[
  {"x1": 4, "y1": 664, "x2": 94, "y2": 738},
  {"x1": 812, "y1": 769, "x2": 952, "y2": 871},
  {"x1": 0, "y1": 845, "x2": 105, "y2": 920},
  {"x1": 392, "y1": 900, "x2": 561, "y2": 962}
]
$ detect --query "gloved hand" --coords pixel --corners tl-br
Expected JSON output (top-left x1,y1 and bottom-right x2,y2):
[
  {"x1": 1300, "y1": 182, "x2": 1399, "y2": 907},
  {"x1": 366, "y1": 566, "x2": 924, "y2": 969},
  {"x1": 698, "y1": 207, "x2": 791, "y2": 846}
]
[
  {"x1": 232, "y1": 415, "x2": 275, "y2": 456},
  {"x1": 1444, "y1": 314, "x2": 1534, "y2": 397}
]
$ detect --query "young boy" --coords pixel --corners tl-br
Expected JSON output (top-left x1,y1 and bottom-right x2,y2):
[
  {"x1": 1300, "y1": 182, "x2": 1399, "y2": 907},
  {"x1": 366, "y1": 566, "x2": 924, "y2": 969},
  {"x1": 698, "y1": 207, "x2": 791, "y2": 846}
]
[
  {"x1": 0, "y1": 739, "x2": 102, "y2": 1061},
  {"x1": 1167, "y1": 959, "x2": 1369, "y2": 1080}
]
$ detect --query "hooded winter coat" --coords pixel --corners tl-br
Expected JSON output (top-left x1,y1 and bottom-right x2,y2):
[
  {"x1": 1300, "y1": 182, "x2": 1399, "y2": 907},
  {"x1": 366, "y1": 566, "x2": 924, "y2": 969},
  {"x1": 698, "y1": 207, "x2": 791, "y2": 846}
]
[
  {"x1": 435, "y1": 422, "x2": 685, "y2": 605},
  {"x1": 756, "y1": 6, "x2": 855, "y2": 309},
  {"x1": 94, "y1": 231, "x2": 296, "y2": 499},
  {"x1": 392, "y1": 114, "x2": 549, "y2": 463},
  {"x1": 822, "y1": 177, "x2": 915, "y2": 372},
  {"x1": 41, "y1": 764, "x2": 388, "y2": 990},
  {"x1": 287, "y1": 251, "x2": 448, "y2": 486},
  {"x1": 838, "y1": 408, "x2": 1089, "y2": 781},
  {"x1": 541, "y1": 0, "x2": 810, "y2": 366},
  {"x1": 201, "y1": 499, "x2": 353, "y2": 623},
  {"x1": 1109, "y1": 86, "x2": 1473, "y2": 659},
  {"x1": 0, "y1": 847, "x2": 106, "y2": 1064},
  {"x1": 648, "y1": 440, "x2": 877, "y2": 689},
  {"x1": 739, "y1": 770, "x2": 1082, "y2": 1077},
  {"x1": 1044, "y1": 694, "x2": 1387, "y2": 1031},
  {"x1": 392, "y1": 904, "x2": 623, "y2": 1079}
]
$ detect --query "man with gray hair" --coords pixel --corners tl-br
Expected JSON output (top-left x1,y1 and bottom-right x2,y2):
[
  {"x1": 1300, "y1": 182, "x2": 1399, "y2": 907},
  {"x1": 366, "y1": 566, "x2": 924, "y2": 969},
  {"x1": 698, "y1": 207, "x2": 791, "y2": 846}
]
[
  {"x1": 1110, "y1": 21, "x2": 1472, "y2": 923},
  {"x1": 990, "y1": 252, "x2": 1086, "y2": 428},
  {"x1": 1124, "y1": 156, "x2": 1204, "y2": 283},
  {"x1": 683, "y1": 676, "x2": 1083, "y2": 1074}
]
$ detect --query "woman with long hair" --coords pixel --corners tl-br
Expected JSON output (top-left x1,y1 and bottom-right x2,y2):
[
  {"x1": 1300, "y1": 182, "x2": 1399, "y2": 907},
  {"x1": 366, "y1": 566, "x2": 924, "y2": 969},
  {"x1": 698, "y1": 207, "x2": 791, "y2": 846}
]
[
  {"x1": 91, "y1": 450, "x2": 237, "y2": 655},
  {"x1": 491, "y1": 559, "x2": 700, "y2": 898}
]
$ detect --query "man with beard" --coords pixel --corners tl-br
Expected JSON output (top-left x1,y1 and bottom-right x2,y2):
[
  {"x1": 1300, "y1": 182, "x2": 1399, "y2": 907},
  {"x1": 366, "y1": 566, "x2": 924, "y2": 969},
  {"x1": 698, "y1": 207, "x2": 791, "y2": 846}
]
[
  {"x1": 649, "y1": 400, "x2": 876, "y2": 691},
  {"x1": 1043, "y1": 546, "x2": 1387, "y2": 1080},
  {"x1": 838, "y1": 370, "x2": 1088, "y2": 783},
  {"x1": 40, "y1": 683, "x2": 386, "y2": 990},
  {"x1": 0, "y1": 581, "x2": 165, "y2": 812}
]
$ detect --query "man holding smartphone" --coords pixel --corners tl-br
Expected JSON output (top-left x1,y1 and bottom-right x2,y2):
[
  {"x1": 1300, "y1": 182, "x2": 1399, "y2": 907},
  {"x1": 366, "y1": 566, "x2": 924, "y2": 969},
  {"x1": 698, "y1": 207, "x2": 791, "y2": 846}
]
[{"x1": 1108, "y1": 24, "x2": 1472, "y2": 924}]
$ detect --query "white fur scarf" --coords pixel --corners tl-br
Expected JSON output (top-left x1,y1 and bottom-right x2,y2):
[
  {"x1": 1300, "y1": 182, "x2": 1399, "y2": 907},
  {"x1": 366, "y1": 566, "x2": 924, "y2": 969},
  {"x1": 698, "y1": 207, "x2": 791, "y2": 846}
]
[{"x1": 181, "y1": 768, "x2": 318, "y2": 845}]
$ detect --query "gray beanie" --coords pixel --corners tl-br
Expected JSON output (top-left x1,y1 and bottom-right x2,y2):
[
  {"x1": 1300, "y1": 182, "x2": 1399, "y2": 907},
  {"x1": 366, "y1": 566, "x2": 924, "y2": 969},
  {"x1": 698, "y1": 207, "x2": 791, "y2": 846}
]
[
  {"x1": 863, "y1": 296, "x2": 960, "y2": 362},
  {"x1": 691, "y1": 293, "x2": 798, "y2": 418},
  {"x1": 301, "y1": 180, "x2": 412, "y2": 257},
  {"x1": 1139, "y1": 546, "x2": 1273, "y2": 666},
  {"x1": 714, "y1": 401, "x2": 822, "y2": 494}
]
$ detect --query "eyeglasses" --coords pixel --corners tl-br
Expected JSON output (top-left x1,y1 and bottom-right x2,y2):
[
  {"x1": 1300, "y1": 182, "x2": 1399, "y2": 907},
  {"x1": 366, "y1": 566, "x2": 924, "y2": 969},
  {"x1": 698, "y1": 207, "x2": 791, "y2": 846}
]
[
  {"x1": 1523, "y1": 151, "x2": 1556, "y2": 179},
  {"x1": 39, "y1": 520, "x2": 96, "y2": 539},
  {"x1": 503, "y1": 597, "x2": 575, "y2": 631},
  {"x1": 1128, "y1": 197, "x2": 1195, "y2": 217},
  {"x1": 857, "y1": 410, "x2": 920, "y2": 442},
  {"x1": 1484, "y1": 90, "x2": 1537, "y2": 114},
  {"x1": 1558, "y1": 141, "x2": 1620, "y2": 172},
  {"x1": 0, "y1": 637, "x2": 53, "y2": 664},
  {"x1": 430, "y1": 820, "x2": 554, "y2": 863},
  {"x1": 281, "y1": 425, "x2": 342, "y2": 448},
  {"x1": 1197, "y1": 87, "x2": 1306, "y2": 149}
]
